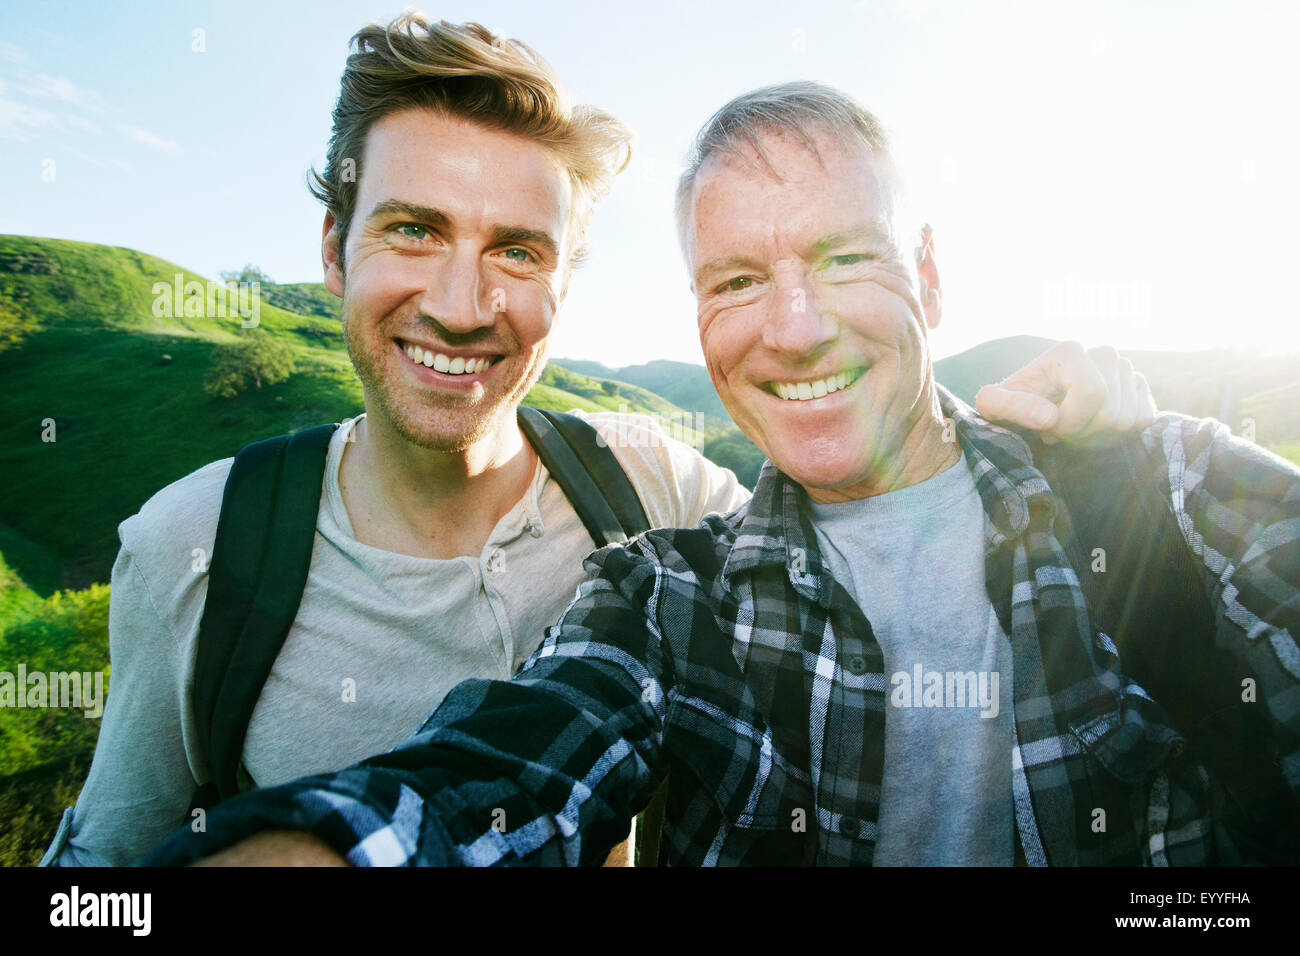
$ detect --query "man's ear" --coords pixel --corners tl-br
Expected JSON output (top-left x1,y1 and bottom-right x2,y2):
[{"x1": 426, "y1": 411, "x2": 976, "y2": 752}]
[
  {"x1": 916, "y1": 222, "x2": 941, "y2": 330},
  {"x1": 322, "y1": 213, "x2": 344, "y2": 298}
]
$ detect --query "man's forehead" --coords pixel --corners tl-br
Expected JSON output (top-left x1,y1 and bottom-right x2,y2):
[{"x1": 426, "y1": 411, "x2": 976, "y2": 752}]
[
  {"x1": 357, "y1": 109, "x2": 572, "y2": 232},
  {"x1": 694, "y1": 126, "x2": 886, "y2": 196},
  {"x1": 689, "y1": 131, "x2": 896, "y2": 249}
]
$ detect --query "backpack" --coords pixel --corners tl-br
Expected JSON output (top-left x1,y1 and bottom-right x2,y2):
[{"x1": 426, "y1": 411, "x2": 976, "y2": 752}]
[
  {"x1": 187, "y1": 407, "x2": 664, "y2": 859},
  {"x1": 1034, "y1": 437, "x2": 1300, "y2": 864}
]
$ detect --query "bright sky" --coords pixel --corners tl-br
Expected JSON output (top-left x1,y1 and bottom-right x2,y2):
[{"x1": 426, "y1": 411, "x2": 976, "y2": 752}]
[{"x1": 2, "y1": 0, "x2": 1297, "y2": 366}]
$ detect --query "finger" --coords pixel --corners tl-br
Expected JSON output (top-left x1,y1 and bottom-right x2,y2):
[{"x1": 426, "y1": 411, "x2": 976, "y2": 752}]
[
  {"x1": 1041, "y1": 342, "x2": 1108, "y2": 440},
  {"x1": 1134, "y1": 372, "x2": 1157, "y2": 428},
  {"x1": 988, "y1": 346, "x2": 1069, "y2": 407},
  {"x1": 1112, "y1": 357, "x2": 1139, "y2": 431},
  {"x1": 1070, "y1": 346, "x2": 1122, "y2": 439},
  {"x1": 975, "y1": 384, "x2": 1060, "y2": 431}
]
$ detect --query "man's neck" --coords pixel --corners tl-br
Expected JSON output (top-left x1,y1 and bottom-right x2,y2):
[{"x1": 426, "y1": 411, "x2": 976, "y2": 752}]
[
  {"x1": 805, "y1": 383, "x2": 961, "y2": 505},
  {"x1": 338, "y1": 408, "x2": 537, "y2": 561}
]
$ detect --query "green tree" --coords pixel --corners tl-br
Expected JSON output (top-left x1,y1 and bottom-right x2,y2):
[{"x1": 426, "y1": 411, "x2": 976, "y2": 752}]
[
  {"x1": 219, "y1": 263, "x2": 273, "y2": 285},
  {"x1": 203, "y1": 330, "x2": 296, "y2": 398}
]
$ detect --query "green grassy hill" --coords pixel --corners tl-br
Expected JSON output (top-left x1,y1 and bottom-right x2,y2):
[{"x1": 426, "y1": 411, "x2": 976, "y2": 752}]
[
  {"x1": 553, "y1": 357, "x2": 732, "y2": 421},
  {"x1": 0, "y1": 235, "x2": 708, "y2": 594}
]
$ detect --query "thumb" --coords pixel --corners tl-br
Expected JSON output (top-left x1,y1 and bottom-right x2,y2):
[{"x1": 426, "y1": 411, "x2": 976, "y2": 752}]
[{"x1": 976, "y1": 383, "x2": 1060, "y2": 431}]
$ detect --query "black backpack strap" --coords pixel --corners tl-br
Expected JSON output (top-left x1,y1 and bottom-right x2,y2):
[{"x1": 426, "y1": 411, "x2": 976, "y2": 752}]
[
  {"x1": 1035, "y1": 437, "x2": 1300, "y2": 862},
  {"x1": 191, "y1": 423, "x2": 336, "y2": 808},
  {"x1": 517, "y1": 407, "x2": 651, "y2": 546}
]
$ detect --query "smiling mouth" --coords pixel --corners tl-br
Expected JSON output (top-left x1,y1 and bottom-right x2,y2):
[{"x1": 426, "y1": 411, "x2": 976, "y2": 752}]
[
  {"x1": 397, "y1": 339, "x2": 501, "y2": 376},
  {"x1": 766, "y1": 366, "x2": 867, "y2": 401}
]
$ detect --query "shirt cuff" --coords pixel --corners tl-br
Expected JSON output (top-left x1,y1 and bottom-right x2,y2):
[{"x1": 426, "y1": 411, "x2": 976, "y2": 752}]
[{"x1": 38, "y1": 806, "x2": 75, "y2": 866}]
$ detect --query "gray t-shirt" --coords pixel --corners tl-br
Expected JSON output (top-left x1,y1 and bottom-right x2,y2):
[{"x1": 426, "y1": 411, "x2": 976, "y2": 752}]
[
  {"x1": 808, "y1": 451, "x2": 1014, "y2": 865},
  {"x1": 45, "y1": 411, "x2": 747, "y2": 866}
]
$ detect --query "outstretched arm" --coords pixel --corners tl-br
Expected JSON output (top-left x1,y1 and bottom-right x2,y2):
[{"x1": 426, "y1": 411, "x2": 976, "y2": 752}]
[{"x1": 143, "y1": 542, "x2": 678, "y2": 867}]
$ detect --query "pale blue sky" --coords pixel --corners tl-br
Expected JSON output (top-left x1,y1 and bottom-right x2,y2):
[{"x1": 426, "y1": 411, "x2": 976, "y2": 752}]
[{"x1": 2, "y1": 0, "x2": 1297, "y2": 366}]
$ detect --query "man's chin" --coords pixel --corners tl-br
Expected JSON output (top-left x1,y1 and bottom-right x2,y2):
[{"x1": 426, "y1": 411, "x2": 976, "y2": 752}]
[
  {"x1": 396, "y1": 413, "x2": 497, "y2": 452},
  {"x1": 782, "y1": 464, "x2": 861, "y2": 497},
  {"x1": 376, "y1": 394, "x2": 513, "y2": 452},
  {"x1": 764, "y1": 442, "x2": 878, "y2": 498}
]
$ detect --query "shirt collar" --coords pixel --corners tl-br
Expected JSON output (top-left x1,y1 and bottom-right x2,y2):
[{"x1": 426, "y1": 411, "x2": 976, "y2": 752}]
[{"x1": 719, "y1": 384, "x2": 1055, "y2": 602}]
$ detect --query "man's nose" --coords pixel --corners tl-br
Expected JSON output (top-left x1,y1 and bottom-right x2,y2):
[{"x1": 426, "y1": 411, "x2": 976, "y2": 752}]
[
  {"x1": 416, "y1": 246, "x2": 495, "y2": 334},
  {"x1": 761, "y1": 274, "x2": 837, "y2": 357}
]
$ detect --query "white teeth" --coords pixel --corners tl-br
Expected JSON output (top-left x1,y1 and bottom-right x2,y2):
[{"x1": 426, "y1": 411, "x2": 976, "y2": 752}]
[
  {"x1": 772, "y1": 369, "x2": 862, "y2": 401},
  {"x1": 403, "y1": 342, "x2": 493, "y2": 375}
]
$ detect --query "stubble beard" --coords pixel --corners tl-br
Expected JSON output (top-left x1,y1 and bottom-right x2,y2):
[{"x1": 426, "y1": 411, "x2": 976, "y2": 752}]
[{"x1": 344, "y1": 316, "x2": 549, "y2": 453}]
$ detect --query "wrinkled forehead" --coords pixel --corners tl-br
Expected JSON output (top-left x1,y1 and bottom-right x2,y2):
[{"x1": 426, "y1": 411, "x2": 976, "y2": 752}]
[{"x1": 686, "y1": 128, "x2": 904, "y2": 261}]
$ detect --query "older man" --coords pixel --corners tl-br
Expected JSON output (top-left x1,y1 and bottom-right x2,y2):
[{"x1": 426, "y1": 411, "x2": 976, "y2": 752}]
[{"x1": 140, "y1": 78, "x2": 1253, "y2": 866}]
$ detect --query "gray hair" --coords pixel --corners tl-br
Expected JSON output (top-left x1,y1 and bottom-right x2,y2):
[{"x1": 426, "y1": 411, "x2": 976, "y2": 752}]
[{"x1": 674, "y1": 81, "x2": 915, "y2": 271}]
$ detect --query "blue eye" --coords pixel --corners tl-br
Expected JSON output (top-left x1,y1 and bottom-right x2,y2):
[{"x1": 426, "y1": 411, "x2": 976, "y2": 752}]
[
  {"x1": 502, "y1": 247, "x2": 534, "y2": 263},
  {"x1": 395, "y1": 223, "x2": 430, "y2": 240},
  {"x1": 827, "y1": 253, "x2": 872, "y2": 267}
]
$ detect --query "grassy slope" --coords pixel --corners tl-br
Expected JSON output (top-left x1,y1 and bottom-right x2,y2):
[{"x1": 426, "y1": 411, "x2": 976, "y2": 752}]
[
  {"x1": 0, "y1": 235, "x2": 692, "y2": 592},
  {"x1": 552, "y1": 358, "x2": 732, "y2": 421}
]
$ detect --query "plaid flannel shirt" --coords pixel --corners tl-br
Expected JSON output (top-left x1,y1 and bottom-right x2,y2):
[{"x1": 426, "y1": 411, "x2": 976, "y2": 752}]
[{"x1": 146, "y1": 389, "x2": 1300, "y2": 866}]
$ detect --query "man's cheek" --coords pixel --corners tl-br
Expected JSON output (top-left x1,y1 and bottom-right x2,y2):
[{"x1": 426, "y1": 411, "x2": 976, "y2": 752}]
[{"x1": 839, "y1": 276, "x2": 921, "y2": 326}]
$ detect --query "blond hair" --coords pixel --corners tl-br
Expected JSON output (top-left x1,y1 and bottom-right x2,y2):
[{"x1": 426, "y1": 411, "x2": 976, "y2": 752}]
[{"x1": 310, "y1": 13, "x2": 632, "y2": 268}]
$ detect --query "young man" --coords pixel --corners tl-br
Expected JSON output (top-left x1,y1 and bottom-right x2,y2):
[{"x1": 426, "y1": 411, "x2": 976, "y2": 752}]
[{"x1": 48, "y1": 22, "x2": 1155, "y2": 868}]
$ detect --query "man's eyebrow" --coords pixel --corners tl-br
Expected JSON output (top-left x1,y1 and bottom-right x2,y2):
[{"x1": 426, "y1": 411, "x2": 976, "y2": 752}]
[
  {"x1": 490, "y1": 225, "x2": 559, "y2": 261},
  {"x1": 365, "y1": 200, "x2": 450, "y2": 228},
  {"x1": 695, "y1": 253, "x2": 765, "y2": 287},
  {"x1": 810, "y1": 225, "x2": 894, "y2": 257}
]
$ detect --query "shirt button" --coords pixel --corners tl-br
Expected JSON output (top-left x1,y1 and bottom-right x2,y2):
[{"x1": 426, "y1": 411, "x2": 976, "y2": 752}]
[
  {"x1": 845, "y1": 655, "x2": 868, "y2": 675},
  {"x1": 524, "y1": 519, "x2": 543, "y2": 538},
  {"x1": 486, "y1": 549, "x2": 506, "y2": 572},
  {"x1": 839, "y1": 816, "x2": 861, "y2": 838}
]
